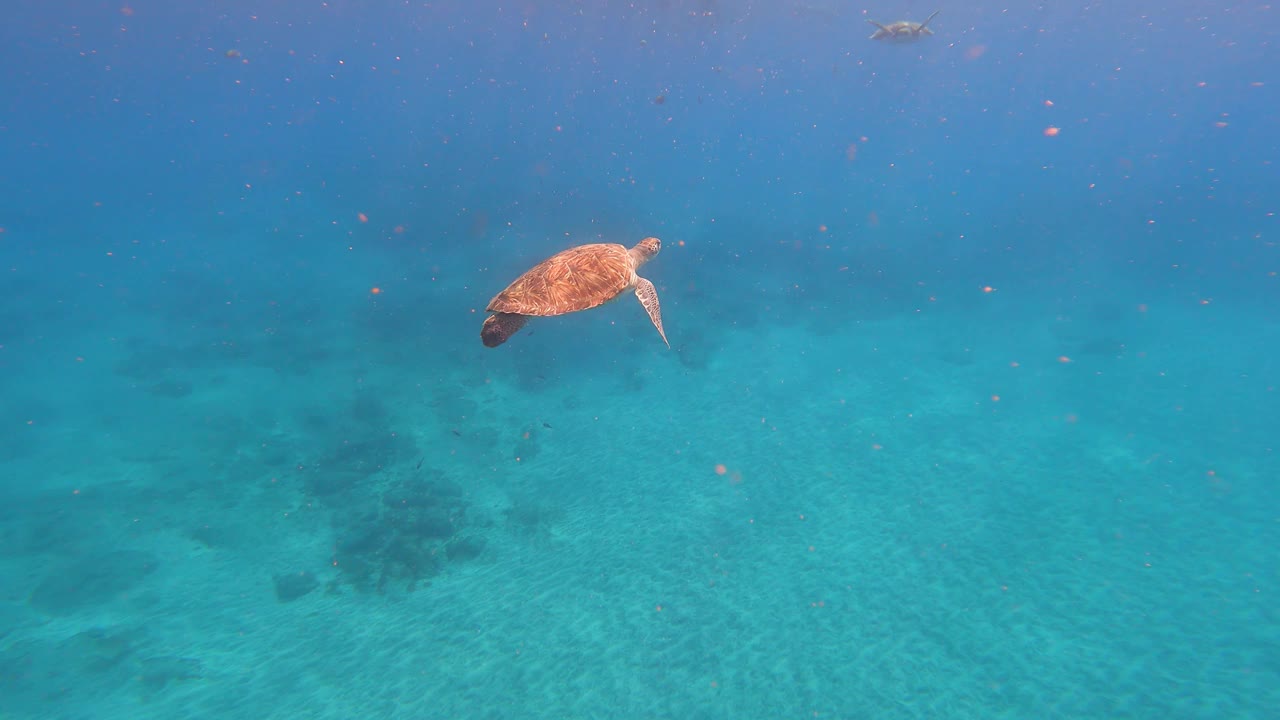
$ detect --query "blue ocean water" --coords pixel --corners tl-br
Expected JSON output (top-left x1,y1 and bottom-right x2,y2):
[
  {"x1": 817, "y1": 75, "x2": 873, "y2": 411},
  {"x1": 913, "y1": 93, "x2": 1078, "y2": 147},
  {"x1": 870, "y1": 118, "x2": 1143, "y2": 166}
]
[{"x1": 1, "y1": 1, "x2": 1277, "y2": 718}]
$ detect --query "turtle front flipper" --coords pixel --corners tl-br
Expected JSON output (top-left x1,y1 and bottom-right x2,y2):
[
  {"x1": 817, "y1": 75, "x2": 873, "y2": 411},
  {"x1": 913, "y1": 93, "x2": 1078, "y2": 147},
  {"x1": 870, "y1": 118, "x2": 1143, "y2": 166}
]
[
  {"x1": 481, "y1": 312, "x2": 529, "y2": 347},
  {"x1": 919, "y1": 10, "x2": 940, "y2": 31},
  {"x1": 633, "y1": 277, "x2": 669, "y2": 348}
]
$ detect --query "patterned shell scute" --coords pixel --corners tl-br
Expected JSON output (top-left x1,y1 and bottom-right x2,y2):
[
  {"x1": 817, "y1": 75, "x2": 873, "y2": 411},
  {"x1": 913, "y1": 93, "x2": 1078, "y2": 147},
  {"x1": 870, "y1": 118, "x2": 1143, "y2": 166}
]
[{"x1": 486, "y1": 243, "x2": 633, "y2": 317}]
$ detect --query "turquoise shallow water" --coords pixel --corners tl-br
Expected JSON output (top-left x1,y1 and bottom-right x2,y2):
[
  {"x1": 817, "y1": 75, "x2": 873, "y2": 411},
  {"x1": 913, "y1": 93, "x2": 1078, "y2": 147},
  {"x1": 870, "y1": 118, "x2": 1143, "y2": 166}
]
[
  {"x1": 2, "y1": 1, "x2": 1279, "y2": 718},
  {"x1": 2, "y1": 215, "x2": 1276, "y2": 718}
]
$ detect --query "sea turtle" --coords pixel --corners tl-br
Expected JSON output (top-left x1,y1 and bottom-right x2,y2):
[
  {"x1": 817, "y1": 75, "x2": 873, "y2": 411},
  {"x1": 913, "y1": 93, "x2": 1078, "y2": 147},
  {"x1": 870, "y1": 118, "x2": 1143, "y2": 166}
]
[
  {"x1": 867, "y1": 10, "x2": 939, "y2": 43},
  {"x1": 480, "y1": 236, "x2": 669, "y2": 348}
]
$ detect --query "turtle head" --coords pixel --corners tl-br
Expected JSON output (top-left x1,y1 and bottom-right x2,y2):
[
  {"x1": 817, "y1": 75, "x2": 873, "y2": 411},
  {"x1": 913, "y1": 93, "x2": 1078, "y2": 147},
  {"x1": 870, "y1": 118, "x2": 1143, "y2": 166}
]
[
  {"x1": 629, "y1": 236, "x2": 662, "y2": 267},
  {"x1": 481, "y1": 312, "x2": 529, "y2": 348}
]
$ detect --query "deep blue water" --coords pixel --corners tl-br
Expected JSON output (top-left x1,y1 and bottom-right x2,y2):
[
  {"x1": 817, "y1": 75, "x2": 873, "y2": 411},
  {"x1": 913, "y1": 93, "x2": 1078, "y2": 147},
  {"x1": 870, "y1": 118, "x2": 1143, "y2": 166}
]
[{"x1": 1, "y1": 2, "x2": 1277, "y2": 719}]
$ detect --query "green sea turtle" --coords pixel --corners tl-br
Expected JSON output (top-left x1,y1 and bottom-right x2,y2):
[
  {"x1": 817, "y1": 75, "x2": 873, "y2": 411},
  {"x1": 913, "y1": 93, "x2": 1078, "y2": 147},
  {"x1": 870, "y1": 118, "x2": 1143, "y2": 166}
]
[
  {"x1": 480, "y1": 237, "x2": 669, "y2": 348},
  {"x1": 867, "y1": 10, "x2": 940, "y2": 43}
]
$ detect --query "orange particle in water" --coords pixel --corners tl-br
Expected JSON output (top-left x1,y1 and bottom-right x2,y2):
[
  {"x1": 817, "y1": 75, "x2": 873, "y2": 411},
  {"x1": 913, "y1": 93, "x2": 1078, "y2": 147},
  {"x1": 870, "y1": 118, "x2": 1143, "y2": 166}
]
[
  {"x1": 714, "y1": 464, "x2": 727, "y2": 475},
  {"x1": 1043, "y1": 126, "x2": 1060, "y2": 137},
  {"x1": 1058, "y1": 355, "x2": 1072, "y2": 363},
  {"x1": 818, "y1": 224, "x2": 828, "y2": 233},
  {"x1": 982, "y1": 285, "x2": 995, "y2": 293},
  {"x1": 119, "y1": 6, "x2": 134, "y2": 16},
  {"x1": 370, "y1": 287, "x2": 381, "y2": 295},
  {"x1": 991, "y1": 395, "x2": 1001, "y2": 402},
  {"x1": 357, "y1": 212, "x2": 369, "y2": 223},
  {"x1": 1043, "y1": 99, "x2": 1054, "y2": 107},
  {"x1": 393, "y1": 225, "x2": 406, "y2": 234},
  {"x1": 677, "y1": 239, "x2": 685, "y2": 246}
]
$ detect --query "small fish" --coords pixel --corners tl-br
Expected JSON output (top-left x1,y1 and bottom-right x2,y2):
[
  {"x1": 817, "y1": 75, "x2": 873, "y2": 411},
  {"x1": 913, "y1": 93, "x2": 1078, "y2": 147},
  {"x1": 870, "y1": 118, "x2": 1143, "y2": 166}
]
[
  {"x1": 542, "y1": 422, "x2": 553, "y2": 429},
  {"x1": 451, "y1": 429, "x2": 462, "y2": 437},
  {"x1": 415, "y1": 458, "x2": 424, "y2": 470}
]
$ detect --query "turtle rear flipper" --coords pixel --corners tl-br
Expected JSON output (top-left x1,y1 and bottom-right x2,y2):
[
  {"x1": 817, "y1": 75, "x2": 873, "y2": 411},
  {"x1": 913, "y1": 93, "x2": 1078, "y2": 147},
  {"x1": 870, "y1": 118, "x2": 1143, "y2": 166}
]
[
  {"x1": 633, "y1": 277, "x2": 669, "y2": 348},
  {"x1": 866, "y1": 19, "x2": 891, "y2": 37}
]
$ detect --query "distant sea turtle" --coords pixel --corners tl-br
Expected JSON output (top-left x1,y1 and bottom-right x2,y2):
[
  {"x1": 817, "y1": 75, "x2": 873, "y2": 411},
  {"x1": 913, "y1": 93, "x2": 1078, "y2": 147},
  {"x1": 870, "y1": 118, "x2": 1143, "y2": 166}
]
[
  {"x1": 480, "y1": 237, "x2": 669, "y2": 348},
  {"x1": 867, "y1": 10, "x2": 939, "y2": 43}
]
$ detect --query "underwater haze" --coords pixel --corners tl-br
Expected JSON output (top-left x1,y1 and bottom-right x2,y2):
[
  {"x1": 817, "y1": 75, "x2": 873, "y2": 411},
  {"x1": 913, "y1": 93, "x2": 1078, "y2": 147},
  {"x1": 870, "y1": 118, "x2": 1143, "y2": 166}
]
[{"x1": 1, "y1": 1, "x2": 1277, "y2": 718}]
